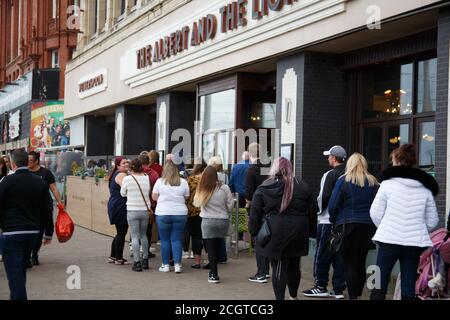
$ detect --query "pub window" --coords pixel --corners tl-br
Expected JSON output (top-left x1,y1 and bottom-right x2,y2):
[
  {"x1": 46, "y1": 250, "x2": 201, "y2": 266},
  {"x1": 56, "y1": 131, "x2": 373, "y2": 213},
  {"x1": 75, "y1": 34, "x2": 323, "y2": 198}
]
[
  {"x1": 417, "y1": 58, "x2": 437, "y2": 113},
  {"x1": 354, "y1": 55, "x2": 437, "y2": 177},
  {"x1": 121, "y1": 0, "x2": 126, "y2": 15}
]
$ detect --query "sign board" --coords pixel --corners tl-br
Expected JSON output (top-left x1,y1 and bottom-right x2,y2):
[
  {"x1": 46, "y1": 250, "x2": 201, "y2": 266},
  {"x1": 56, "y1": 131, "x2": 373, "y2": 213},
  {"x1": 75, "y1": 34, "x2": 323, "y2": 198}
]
[
  {"x1": 8, "y1": 110, "x2": 20, "y2": 140},
  {"x1": 78, "y1": 69, "x2": 108, "y2": 99}
]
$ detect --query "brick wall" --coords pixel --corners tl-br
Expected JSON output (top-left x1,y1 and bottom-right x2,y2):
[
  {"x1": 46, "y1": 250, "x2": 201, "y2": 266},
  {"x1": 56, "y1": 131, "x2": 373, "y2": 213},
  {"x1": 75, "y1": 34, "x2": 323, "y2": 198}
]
[
  {"x1": 435, "y1": 8, "x2": 450, "y2": 223},
  {"x1": 276, "y1": 52, "x2": 347, "y2": 194}
]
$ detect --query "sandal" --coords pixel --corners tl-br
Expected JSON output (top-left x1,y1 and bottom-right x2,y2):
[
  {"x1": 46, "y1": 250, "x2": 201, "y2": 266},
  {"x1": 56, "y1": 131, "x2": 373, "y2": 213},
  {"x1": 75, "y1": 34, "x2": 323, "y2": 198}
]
[
  {"x1": 115, "y1": 259, "x2": 131, "y2": 265},
  {"x1": 108, "y1": 257, "x2": 116, "y2": 263}
]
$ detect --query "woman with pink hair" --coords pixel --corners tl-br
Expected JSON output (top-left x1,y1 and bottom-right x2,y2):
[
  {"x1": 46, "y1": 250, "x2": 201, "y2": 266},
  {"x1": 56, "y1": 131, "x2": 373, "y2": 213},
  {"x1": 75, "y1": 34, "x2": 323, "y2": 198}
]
[{"x1": 249, "y1": 157, "x2": 317, "y2": 300}]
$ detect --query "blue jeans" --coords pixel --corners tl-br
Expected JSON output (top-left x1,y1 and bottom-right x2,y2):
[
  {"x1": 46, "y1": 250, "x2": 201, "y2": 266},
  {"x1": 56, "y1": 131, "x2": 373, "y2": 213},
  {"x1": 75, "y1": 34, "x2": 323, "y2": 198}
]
[
  {"x1": 156, "y1": 215, "x2": 187, "y2": 265},
  {"x1": 2, "y1": 233, "x2": 38, "y2": 300},
  {"x1": 314, "y1": 224, "x2": 346, "y2": 292},
  {"x1": 371, "y1": 242, "x2": 423, "y2": 300}
]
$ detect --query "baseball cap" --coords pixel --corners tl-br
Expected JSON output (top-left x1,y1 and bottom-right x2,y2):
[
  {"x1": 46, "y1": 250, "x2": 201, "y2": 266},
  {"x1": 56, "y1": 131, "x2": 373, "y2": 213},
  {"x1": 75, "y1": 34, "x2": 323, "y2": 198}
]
[{"x1": 323, "y1": 145, "x2": 347, "y2": 159}]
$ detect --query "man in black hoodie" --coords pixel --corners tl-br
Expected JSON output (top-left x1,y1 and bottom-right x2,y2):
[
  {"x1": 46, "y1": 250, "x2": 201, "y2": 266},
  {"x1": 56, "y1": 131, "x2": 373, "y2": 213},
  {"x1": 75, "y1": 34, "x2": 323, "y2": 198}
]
[
  {"x1": 303, "y1": 146, "x2": 347, "y2": 299},
  {"x1": 0, "y1": 149, "x2": 53, "y2": 300},
  {"x1": 246, "y1": 142, "x2": 271, "y2": 283}
]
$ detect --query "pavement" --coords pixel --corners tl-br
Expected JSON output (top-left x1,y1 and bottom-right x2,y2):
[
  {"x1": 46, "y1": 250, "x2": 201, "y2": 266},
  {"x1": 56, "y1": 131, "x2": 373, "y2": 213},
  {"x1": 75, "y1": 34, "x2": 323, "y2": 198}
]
[{"x1": 0, "y1": 226, "x2": 377, "y2": 300}]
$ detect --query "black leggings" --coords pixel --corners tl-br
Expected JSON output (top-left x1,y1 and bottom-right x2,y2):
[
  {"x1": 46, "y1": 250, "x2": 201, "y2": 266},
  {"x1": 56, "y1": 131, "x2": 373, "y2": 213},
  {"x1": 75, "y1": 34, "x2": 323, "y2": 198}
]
[
  {"x1": 188, "y1": 216, "x2": 203, "y2": 255},
  {"x1": 110, "y1": 223, "x2": 128, "y2": 260},
  {"x1": 343, "y1": 248, "x2": 369, "y2": 299},
  {"x1": 146, "y1": 221, "x2": 153, "y2": 246},
  {"x1": 271, "y1": 257, "x2": 301, "y2": 300},
  {"x1": 203, "y1": 238, "x2": 221, "y2": 276}
]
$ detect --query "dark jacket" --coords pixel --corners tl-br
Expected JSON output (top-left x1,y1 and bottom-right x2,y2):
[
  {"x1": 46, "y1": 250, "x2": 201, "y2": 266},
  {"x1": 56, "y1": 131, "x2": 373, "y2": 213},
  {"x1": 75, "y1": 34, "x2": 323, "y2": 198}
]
[
  {"x1": 229, "y1": 160, "x2": 250, "y2": 196},
  {"x1": 0, "y1": 169, "x2": 53, "y2": 237},
  {"x1": 320, "y1": 164, "x2": 345, "y2": 212},
  {"x1": 249, "y1": 177, "x2": 318, "y2": 259},
  {"x1": 245, "y1": 160, "x2": 269, "y2": 202},
  {"x1": 328, "y1": 177, "x2": 379, "y2": 226}
]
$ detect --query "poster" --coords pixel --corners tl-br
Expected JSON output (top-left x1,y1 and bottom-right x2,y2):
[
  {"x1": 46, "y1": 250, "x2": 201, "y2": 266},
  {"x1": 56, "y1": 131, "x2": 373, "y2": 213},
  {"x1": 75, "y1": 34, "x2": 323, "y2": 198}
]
[{"x1": 30, "y1": 101, "x2": 70, "y2": 150}]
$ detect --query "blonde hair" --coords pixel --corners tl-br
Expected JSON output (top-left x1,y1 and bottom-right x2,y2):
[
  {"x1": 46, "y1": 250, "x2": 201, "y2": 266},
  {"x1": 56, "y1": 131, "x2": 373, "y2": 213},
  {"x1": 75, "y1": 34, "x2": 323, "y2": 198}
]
[
  {"x1": 193, "y1": 166, "x2": 219, "y2": 207},
  {"x1": 208, "y1": 156, "x2": 224, "y2": 173},
  {"x1": 344, "y1": 153, "x2": 378, "y2": 187},
  {"x1": 162, "y1": 161, "x2": 181, "y2": 186}
]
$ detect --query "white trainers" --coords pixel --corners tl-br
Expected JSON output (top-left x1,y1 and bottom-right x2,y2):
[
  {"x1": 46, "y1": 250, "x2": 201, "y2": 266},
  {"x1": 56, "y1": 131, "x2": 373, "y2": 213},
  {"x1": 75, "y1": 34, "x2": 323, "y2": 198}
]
[
  {"x1": 189, "y1": 251, "x2": 195, "y2": 259},
  {"x1": 159, "y1": 264, "x2": 170, "y2": 272},
  {"x1": 175, "y1": 264, "x2": 183, "y2": 273},
  {"x1": 182, "y1": 251, "x2": 189, "y2": 259},
  {"x1": 149, "y1": 247, "x2": 156, "y2": 253},
  {"x1": 0, "y1": 255, "x2": 2, "y2": 262}
]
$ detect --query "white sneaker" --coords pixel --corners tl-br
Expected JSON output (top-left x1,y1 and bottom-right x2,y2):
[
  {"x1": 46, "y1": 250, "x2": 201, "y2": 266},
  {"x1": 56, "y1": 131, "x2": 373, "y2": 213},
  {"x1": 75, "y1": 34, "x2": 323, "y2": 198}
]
[
  {"x1": 189, "y1": 251, "x2": 195, "y2": 259},
  {"x1": 175, "y1": 264, "x2": 183, "y2": 273},
  {"x1": 182, "y1": 251, "x2": 189, "y2": 259},
  {"x1": 158, "y1": 264, "x2": 170, "y2": 273},
  {"x1": 149, "y1": 247, "x2": 156, "y2": 253},
  {"x1": 0, "y1": 255, "x2": 2, "y2": 262},
  {"x1": 329, "y1": 290, "x2": 345, "y2": 300}
]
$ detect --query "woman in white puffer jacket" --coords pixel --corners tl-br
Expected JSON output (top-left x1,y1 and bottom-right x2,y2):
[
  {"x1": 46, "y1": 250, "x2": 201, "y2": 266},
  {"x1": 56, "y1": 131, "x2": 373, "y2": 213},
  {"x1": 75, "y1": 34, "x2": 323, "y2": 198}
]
[{"x1": 369, "y1": 144, "x2": 439, "y2": 300}]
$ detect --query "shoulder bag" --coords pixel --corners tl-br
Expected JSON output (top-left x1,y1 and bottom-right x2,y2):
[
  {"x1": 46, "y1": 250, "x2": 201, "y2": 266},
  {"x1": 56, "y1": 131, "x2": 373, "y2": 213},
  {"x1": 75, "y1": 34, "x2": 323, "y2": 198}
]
[
  {"x1": 328, "y1": 181, "x2": 352, "y2": 255},
  {"x1": 130, "y1": 174, "x2": 155, "y2": 224}
]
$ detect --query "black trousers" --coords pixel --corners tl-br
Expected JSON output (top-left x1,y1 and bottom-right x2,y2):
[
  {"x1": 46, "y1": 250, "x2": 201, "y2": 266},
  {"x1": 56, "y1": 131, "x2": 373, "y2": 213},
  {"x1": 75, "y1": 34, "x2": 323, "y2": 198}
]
[
  {"x1": 270, "y1": 256, "x2": 301, "y2": 300},
  {"x1": 110, "y1": 223, "x2": 128, "y2": 260},
  {"x1": 188, "y1": 216, "x2": 203, "y2": 255},
  {"x1": 31, "y1": 229, "x2": 44, "y2": 259},
  {"x1": 342, "y1": 248, "x2": 369, "y2": 300},
  {"x1": 183, "y1": 221, "x2": 191, "y2": 252},
  {"x1": 203, "y1": 238, "x2": 222, "y2": 276}
]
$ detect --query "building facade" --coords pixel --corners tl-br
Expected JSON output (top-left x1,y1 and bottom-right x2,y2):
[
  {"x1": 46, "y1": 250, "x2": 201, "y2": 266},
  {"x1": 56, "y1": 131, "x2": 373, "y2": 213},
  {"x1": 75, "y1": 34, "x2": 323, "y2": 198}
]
[
  {"x1": 0, "y1": 0, "x2": 79, "y2": 154},
  {"x1": 65, "y1": 0, "x2": 450, "y2": 225}
]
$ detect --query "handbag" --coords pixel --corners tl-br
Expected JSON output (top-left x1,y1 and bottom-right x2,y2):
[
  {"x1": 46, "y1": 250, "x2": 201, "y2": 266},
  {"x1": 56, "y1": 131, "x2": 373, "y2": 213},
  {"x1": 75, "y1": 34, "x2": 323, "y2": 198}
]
[
  {"x1": 327, "y1": 181, "x2": 352, "y2": 255},
  {"x1": 130, "y1": 174, "x2": 155, "y2": 224},
  {"x1": 256, "y1": 214, "x2": 271, "y2": 248}
]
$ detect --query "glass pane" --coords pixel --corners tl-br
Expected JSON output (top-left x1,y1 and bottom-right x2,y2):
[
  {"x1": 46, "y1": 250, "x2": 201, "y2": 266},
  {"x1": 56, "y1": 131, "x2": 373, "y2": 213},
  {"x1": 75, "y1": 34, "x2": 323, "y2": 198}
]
[
  {"x1": 363, "y1": 127, "x2": 383, "y2": 176},
  {"x1": 199, "y1": 89, "x2": 236, "y2": 132},
  {"x1": 387, "y1": 124, "x2": 409, "y2": 163},
  {"x1": 202, "y1": 134, "x2": 215, "y2": 164},
  {"x1": 245, "y1": 102, "x2": 276, "y2": 128},
  {"x1": 361, "y1": 63, "x2": 413, "y2": 119},
  {"x1": 419, "y1": 121, "x2": 435, "y2": 176},
  {"x1": 417, "y1": 58, "x2": 437, "y2": 113}
]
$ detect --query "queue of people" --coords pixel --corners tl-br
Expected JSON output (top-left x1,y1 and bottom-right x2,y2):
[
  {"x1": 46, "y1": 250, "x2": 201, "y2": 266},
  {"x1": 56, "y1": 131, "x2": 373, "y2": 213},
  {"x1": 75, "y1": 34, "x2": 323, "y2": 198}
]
[{"x1": 0, "y1": 142, "x2": 445, "y2": 301}]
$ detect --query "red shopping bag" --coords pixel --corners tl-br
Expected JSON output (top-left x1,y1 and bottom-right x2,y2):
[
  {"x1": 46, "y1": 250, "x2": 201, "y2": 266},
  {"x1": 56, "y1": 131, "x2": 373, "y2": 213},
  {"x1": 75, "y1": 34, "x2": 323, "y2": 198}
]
[{"x1": 55, "y1": 204, "x2": 75, "y2": 243}]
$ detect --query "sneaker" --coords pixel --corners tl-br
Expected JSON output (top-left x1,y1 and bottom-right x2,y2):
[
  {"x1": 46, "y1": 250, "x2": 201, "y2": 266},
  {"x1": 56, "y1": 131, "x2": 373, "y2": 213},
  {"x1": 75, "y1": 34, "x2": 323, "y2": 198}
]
[
  {"x1": 132, "y1": 261, "x2": 143, "y2": 272},
  {"x1": 189, "y1": 251, "x2": 195, "y2": 259},
  {"x1": 208, "y1": 272, "x2": 220, "y2": 283},
  {"x1": 266, "y1": 274, "x2": 271, "y2": 279},
  {"x1": 182, "y1": 251, "x2": 189, "y2": 259},
  {"x1": 191, "y1": 263, "x2": 201, "y2": 269},
  {"x1": 248, "y1": 275, "x2": 267, "y2": 283},
  {"x1": 329, "y1": 290, "x2": 345, "y2": 300},
  {"x1": 175, "y1": 264, "x2": 183, "y2": 273},
  {"x1": 203, "y1": 263, "x2": 210, "y2": 270},
  {"x1": 149, "y1": 247, "x2": 156, "y2": 253},
  {"x1": 302, "y1": 286, "x2": 329, "y2": 298},
  {"x1": 218, "y1": 260, "x2": 227, "y2": 264},
  {"x1": 0, "y1": 255, "x2": 2, "y2": 262},
  {"x1": 148, "y1": 252, "x2": 156, "y2": 258},
  {"x1": 289, "y1": 296, "x2": 298, "y2": 300},
  {"x1": 158, "y1": 264, "x2": 170, "y2": 273}
]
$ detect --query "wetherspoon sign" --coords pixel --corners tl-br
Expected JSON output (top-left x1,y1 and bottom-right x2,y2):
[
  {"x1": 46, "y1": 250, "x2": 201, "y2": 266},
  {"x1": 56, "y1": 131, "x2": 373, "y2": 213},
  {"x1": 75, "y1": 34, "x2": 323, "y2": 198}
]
[{"x1": 136, "y1": 0, "x2": 299, "y2": 70}]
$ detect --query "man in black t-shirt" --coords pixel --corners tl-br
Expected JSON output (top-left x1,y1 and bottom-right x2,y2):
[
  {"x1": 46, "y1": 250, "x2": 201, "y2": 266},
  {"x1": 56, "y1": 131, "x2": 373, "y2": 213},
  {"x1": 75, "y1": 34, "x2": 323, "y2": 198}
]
[{"x1": 28, "y1": 151, "x2": 63, "y2": 267}]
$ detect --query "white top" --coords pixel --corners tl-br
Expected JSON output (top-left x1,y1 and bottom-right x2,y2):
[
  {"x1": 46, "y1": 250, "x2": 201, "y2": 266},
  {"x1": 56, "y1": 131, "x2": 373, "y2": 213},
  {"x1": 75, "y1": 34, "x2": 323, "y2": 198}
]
[
  {"x1": 153, "y1": 178, "x2": 189, "y2": 216},
  {"x1": 370, "y1": 178, "x2": 439, "y2": 248},
  {"x1": 120, "y1": 174, "x2": 151, "y2": 211},
  {"x1": 317, "y1": 170, "x2": 332, "y2": 224}
]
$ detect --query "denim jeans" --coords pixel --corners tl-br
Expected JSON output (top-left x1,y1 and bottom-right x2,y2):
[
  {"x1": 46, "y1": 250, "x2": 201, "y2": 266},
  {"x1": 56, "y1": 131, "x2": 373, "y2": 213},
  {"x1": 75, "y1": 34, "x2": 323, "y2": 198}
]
[
  {"x1": 371, "y1": 242, "x2": 423, "y2": 300},
  {"x1": 314, "y1": 224, "x2": 346, "y2": 292},
  {"x1": 156, "y1": 215, "x2": 187, "y2": 265},
  {"x1": 2, "y1": 233, "x2": 38, "y2": 300},
  {"x1": 127, "y1": 211, "x2": 149, "y2": 262}
]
